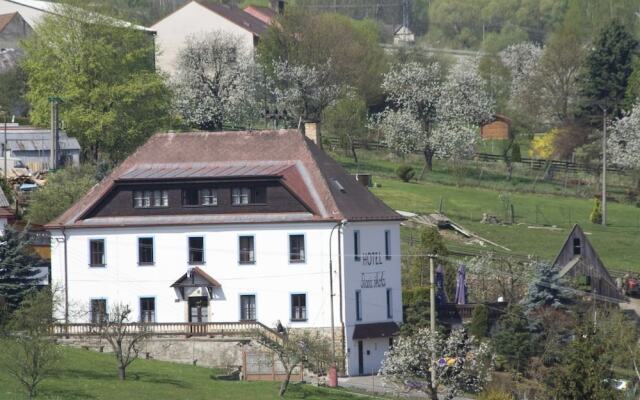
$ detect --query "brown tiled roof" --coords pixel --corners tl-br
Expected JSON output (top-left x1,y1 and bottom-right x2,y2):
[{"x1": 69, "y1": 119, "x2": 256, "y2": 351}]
[
  {"x1": 47, "y1": 130, "x2": 402, "y2": 229},
  {"x1": 243, "y1": 5, "x2": 276, "y2": 25},
  {"x1": 352, "y1": 322, "x2": 400, "y2": 339},
  {"x1": 0, "y1": 12, "x2": 18, "y2": 33},
  {"x1": 198, "y1": 1, "x2": 268, "y2": 36}
]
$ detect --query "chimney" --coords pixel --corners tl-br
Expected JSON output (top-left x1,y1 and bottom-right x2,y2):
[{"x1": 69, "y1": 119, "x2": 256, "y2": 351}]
[
  {"x1": 270, "y1": 0, "x2": 285, "y2": 14},
  {"x1": 304, "y1": 121, "x2": 322, "y2": 150}
]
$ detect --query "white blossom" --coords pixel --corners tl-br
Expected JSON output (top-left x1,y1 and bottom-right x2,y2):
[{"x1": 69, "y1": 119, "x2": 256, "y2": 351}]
[
  {"x1": 374, "y1": 59, "x2": 492, "y2": 164},
  {"x1": 437, "y1": 58, "x2": 494, "y2": 126},
  {"x1": 270, "y1": 60, "x2": 342, "y2": 123},
  {"x1": 379, "y1": 327, "x2": 492, "y2": 400},
  {"x1": 500, "y1": 42, "x2": 543, "y2": 105},
  {"x1": 173, "y1": 32, "x2": 258, "y2": 130},
  {"x1": 609, "y1": 102, "x2": 640, "y2": 170}
]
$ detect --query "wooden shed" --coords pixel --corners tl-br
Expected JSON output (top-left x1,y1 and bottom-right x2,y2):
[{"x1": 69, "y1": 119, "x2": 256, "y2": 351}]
[
  {"x1": 552, "y1": 224, "x2": 624, "y2": 303},
  {"x1": 480, "y1": 114, "x2": 511, "y2": 140}
]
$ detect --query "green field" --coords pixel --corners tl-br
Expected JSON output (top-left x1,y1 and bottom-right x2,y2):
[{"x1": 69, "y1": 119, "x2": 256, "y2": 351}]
[
  {"x1": 0, "y1": 347, "x2": 367, "y2": 400},
  {"x1": 332, "y1": 148, "x2": 640, "y2": 272}
]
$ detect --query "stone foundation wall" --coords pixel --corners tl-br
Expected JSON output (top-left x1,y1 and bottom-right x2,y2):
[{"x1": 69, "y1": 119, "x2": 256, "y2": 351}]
[{"x1": 58, "y1": 336, "x2": 257, "y2": 369}]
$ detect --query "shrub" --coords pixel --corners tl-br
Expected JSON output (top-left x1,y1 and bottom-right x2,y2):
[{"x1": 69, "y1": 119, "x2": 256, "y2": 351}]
[
  {"x1": 589, "y1": 197, "x2": 602, "y2": 224},
  {"x1": 469, "y1": 304, "x2": 489, "y2": 339},
  {"x1": 396, "y1": 165, "x2": 415, "y2": 182}
]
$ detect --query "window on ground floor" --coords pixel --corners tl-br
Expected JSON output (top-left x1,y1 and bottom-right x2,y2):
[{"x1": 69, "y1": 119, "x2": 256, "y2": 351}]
[
  {"x1": 240, "y1": 294, "x2": 256, "y2": 321},
  {"x1": 140, "y1": 297, "x2": 155, "y2": 323},
  {"x1": 90, "y1": 299, "x2": 107, "y2": 324},
  {"x1": 290, "y1": 293, "x2": 307, "y2": 321}
]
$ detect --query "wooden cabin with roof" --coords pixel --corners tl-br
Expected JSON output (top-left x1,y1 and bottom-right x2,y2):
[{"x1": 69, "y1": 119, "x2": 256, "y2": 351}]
[{"x1": 552, "y1": 224, "x2": 624, "y2": 303}]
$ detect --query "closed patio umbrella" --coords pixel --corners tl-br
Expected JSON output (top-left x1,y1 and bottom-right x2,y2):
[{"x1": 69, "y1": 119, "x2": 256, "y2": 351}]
[
  {"x1": 455, "y1": 264, "x2": 468, "y2": 305},
  {"x1": 435, "y1": 264, "x2": 448, "y2": 305}
]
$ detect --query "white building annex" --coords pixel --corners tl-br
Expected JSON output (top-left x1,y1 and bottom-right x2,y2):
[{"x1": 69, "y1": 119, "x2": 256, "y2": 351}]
[
  {"x1": 150, "y1": 1, "x2": 269, "y2": 76},
  {"x1": 48, "y1": 129, "x2": 404, "y2": 376}
]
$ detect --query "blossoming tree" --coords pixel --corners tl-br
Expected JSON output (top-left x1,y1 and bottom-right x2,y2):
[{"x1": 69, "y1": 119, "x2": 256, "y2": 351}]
[
  {"x1": 608, "y1": 102, "x2": 640, "y2": 189},
  {"x1": 174, "y1": 32, "x2": 258, "y2": 130},
  {"x1": 379, "y1": 327, "x2": 492, "y2": 400}
]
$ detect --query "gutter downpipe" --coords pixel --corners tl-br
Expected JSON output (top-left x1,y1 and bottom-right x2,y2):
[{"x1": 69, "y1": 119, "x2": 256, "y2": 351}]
[
  {"x1": 62, "y1": 226, "x2": 69, "y2": 335},
  {"x1": 337, "y1": 223, "x2": 346, "y2": 374}
]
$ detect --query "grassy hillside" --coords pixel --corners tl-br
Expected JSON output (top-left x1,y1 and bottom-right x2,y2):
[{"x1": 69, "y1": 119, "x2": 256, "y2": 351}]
[
  {"x1": 332, "y1": 148, "x2": 640, "y2": 272},
  {"x1": 0, "y1": 347, "x2": 366, "y2": 400}
]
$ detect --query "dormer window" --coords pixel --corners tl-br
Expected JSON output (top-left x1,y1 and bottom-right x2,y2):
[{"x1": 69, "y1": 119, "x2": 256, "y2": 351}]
[
  {"x1": 183, "y1": 188, "x2": 218, "y2": 207},
  {"x1": 231, "y1": 186, "x2": 266, "y2": 205},
  {"x1": 133, "y1": 190, "x2": 168, "y2": 208}
]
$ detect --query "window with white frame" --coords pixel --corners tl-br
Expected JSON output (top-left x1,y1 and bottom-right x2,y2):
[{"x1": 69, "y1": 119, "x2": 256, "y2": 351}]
[
  {"x1": 240, "y1": 295, "x2": 256, "y2": 320},
  {"x1": 239, "y1": 236, "x2": 255, "y2": 264},
  {"x1": 90, "y1": 299, "x2": 107, "y2": 323},
  {"x1": 133, "y1": 190, "x2": 168, "y2": 208},
  {"x1": 290, "y1": 293, "x2": 307, "y2": 321},
  {"x1": 140, "y1": 297, "x2": 155, "y2": 323},
  {"x1": 89, "y1": 239, "x2": 105, "y2": 267},
  {"x1": 289, "y1": 234, "x2": 305, "y2": 263},
  {"x1": 188, "y1": 236, "x2": 204, "y2": 264}
]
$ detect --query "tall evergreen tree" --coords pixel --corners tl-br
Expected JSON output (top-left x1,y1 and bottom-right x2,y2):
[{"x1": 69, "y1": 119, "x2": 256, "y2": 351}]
[
  {"x1": 0, "y1": 227, "x2": 40, "y2": 313},
  {"x1": 521, "y1": 262, "x2": 574, "y2": 312},
  {"x1": 492, "y1": 304, "x2": 534, "y2": 373},
  {"x1": 578, "y1": 20, "x2": 637, "y2": 121}
]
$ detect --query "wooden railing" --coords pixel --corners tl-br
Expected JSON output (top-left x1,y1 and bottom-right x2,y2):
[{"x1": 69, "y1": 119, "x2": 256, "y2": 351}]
[
  {"x1": 50, "y1": 321, "x2": 282, "y2": 342},
  {"x1": 437, "y1": 302, "x2": 508, "y2": 321}
]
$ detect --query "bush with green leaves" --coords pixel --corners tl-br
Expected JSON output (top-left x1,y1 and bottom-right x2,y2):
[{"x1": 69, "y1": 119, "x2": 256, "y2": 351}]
[
  {"x1": 470, "y1": 304, "x2": 489, "y2": 339},
  {"x1": 396, "y1": 165, "x2": 416, "y2": 182},
  {"x1": 589, "y1": 197, "x2": 602, "y2": 224}
]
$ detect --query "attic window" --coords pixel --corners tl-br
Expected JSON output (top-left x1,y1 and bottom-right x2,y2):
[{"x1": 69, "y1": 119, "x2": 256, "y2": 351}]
[
  {"x1": 332, "y1": 179, "x2": 346, "y2": 193},
  {"x1": 572, "y1": 238, "x2": 581, "y2": 255}
]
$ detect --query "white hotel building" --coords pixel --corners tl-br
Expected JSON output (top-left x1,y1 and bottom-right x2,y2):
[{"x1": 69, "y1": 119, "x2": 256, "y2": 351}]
[{"x1": 48, "y1": 129, "x2": 404, "y2": 376}]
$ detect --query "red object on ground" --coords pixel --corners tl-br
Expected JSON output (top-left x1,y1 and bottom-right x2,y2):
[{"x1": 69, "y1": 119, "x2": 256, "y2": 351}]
[{"x1": 328, "y1": 365, "x2": 338, "y2": 388}]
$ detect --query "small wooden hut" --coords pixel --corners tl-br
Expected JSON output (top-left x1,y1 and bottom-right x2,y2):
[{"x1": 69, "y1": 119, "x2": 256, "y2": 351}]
[
  {"x1": 480, "y1": 114, "x2": 511, "y2": 140},
  {"x1": 552, "y1": 224, "x2": 624, "y2": 303}
]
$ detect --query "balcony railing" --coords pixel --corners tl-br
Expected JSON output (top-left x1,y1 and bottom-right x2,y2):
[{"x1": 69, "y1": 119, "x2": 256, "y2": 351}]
[{"x1": 50, "y1": 321, "x2": 282, "y2": 342}]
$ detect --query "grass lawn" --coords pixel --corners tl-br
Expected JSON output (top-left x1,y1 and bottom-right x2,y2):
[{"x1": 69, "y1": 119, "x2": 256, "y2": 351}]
[
  {"x1": 0, "y1": 347, "x2": 371, "y2": 400},
  {"x1": 330, "y1": 148, "x2": 640, "y2": 272}
]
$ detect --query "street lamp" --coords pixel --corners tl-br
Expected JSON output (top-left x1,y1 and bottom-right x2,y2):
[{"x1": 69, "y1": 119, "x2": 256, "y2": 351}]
[{"x1": 328, "y1": 219, "x2": 348, "y2": 369}]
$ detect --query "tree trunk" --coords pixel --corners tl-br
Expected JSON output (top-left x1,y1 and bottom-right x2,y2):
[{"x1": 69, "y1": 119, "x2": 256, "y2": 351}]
[
  {"x1": 429, "y1": 382, "x2": 439, "y2": 400},
  {"x1": 118, "y1": 365, "x2": 126, "y2": 381},
  {"x1": 279, "y1": 369, "x2": 294, "y2": 397},
  {"x1": 350, "y1": 144, "x2": 358, "y2": 165},
  {"x1": 420, "y1": 147, "x2": 434, "y2": 180}
]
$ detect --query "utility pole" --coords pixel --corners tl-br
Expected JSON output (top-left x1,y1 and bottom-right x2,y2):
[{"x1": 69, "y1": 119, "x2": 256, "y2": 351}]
[
  {"x1": 49, "y1": 96, "x2": 62, "y2": 171},
  {"x1": 601, "y1": 108, "x2": 607, "y2": 226},
  {"x1": 1, "y1": 107, "x2": 6, "y2": 180},
  {"x1": 429, "y1": 256, "x2": 436, "y2": 387}
]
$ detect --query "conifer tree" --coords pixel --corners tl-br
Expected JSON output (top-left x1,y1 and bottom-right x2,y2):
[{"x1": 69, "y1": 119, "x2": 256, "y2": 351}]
[{"x1": 0, "y1": 227, "x2": 40, "y2": 312}]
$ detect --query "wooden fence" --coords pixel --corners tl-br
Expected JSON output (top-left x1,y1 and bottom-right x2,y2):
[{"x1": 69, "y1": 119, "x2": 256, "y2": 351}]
[
  {"x1": 50, "y1": 321, "x2": 282, "y2": 342},
  {"x1": 325, "y1": 137, "x2": 626, "y2": 175}
]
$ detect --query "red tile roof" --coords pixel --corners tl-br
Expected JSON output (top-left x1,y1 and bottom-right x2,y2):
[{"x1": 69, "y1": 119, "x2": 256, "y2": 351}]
[
  {"x1": 47, "y1": 130, "x2": 402, "y2": 229},
  {"x1": 243, "y1": 5, "x2": 276, "y2": 25},
  {"x1": 198, "y1": 1, "x2": 268, "y2": 36}
]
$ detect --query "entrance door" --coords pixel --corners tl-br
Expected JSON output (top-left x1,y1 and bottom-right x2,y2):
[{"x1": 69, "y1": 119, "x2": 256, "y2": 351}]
[
  {"x1": 357, "y1": 340, "x2": 364, "y2": 375},
  {"x1": 188, "y1": 296, "x2": 208, "y2": 323}
]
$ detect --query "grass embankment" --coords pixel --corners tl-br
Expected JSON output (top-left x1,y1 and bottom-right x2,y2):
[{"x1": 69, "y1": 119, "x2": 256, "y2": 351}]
[
  {"x1": 332, "y1": 148, "x2": 640, "y2": 272},
  {"x1": 0, "y1": 347, "x2": 367, "y2": 400}
]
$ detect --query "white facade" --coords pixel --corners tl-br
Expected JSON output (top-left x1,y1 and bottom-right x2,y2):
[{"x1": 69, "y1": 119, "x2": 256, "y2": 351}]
[
  {"x1": 51, "y1": 220, "x2": 402, "y2": 376},
  {"x1": 151, "y1": 1, "x2": 257, "y2": 76}
]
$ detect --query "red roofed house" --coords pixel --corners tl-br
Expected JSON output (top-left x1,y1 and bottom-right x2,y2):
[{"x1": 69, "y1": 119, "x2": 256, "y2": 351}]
[
  {"x1": 47, "y1": 127, "x2": 404, "y2": 376},
  {"x1": 151, "y1": 0, "x2": 270, "y2": 75}
]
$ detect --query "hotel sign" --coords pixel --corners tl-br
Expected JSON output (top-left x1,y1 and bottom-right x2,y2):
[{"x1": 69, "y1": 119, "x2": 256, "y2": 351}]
[
  {"x1": 361, "y1": 271, "x2": 385, "y2": 288},
  {"x1": 361, "y1": 252, "x2": 383, "y2": 266}
]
